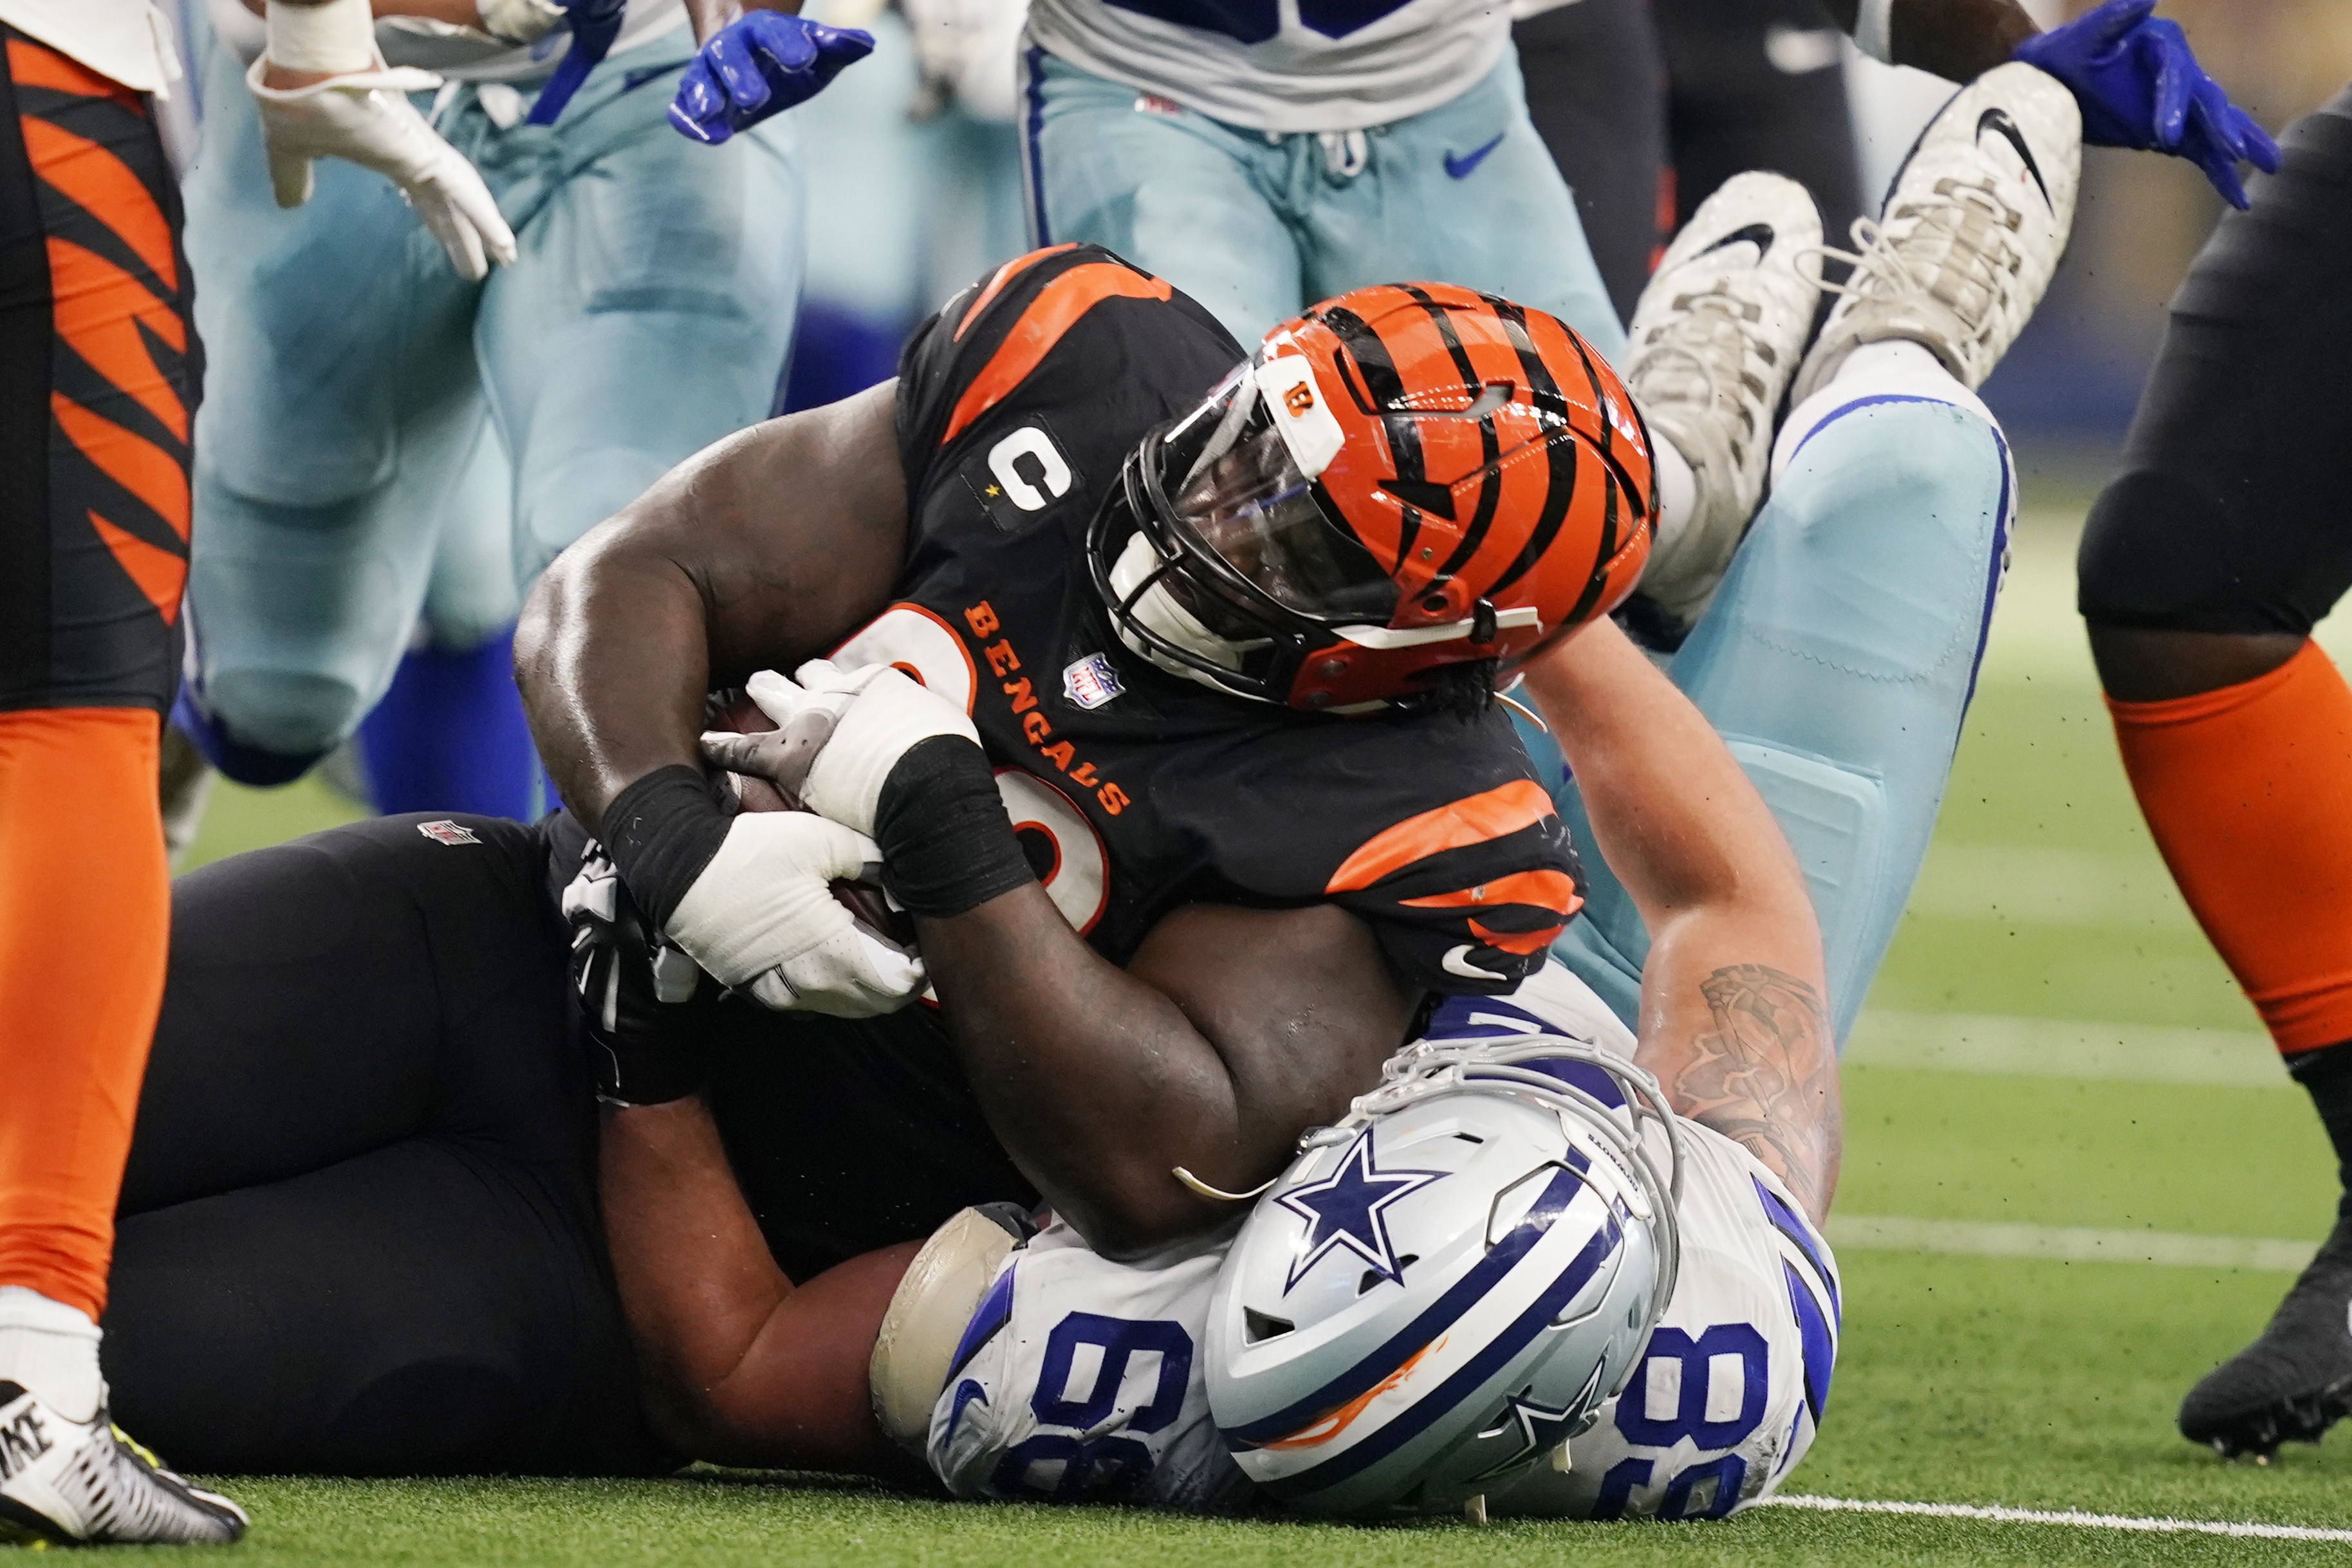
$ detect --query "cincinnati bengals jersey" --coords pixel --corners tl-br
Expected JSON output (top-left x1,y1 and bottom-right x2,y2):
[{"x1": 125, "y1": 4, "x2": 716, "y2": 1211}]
[{"x1": 855, "y1": 243, "x2": 1578, "y2": 994}]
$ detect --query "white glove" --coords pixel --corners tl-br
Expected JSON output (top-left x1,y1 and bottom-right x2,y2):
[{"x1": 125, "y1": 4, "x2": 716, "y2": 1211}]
[
  {"x1": 699, "y1": 659, "x2": 981, "y2": 838},
  {"x1": 665, "y1": 809, "x2": 926, "y2": 1019},
  {"x1": 245, "y1": 54, "x2": 519, "y2": 282}
]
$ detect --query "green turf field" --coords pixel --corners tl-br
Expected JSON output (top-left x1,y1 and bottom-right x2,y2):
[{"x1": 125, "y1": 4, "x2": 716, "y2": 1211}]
[{"x1": 153, "y1": 493, "x2": 2352, "y2": 1563}]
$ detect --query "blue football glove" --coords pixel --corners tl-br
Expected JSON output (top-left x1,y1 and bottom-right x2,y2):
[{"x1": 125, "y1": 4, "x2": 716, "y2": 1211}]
[
  {"x1": 2012, "y1": 0, "x2": 2281, "y2": 208},
  {"x1": 525, "y1": 0, "x2": 629, "y2": 126},
  {"x1": 669, "y1": 10, "x2": 873, "y2": 146}
]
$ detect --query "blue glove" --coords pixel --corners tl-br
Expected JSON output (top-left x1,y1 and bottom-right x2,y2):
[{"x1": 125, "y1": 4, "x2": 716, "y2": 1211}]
[
  {"x1": 669, "y1": 10, "x2": 873, "y2": 145},
  {"x1": 2013, "y1": 0, "x2": 2281, "y2": 208},
  {"x1": 525, "y1": 0, "x2": 629, "y2": 127}
]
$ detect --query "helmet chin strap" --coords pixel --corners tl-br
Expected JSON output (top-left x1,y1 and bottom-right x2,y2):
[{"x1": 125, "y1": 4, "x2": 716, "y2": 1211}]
[{"x1": 1107, "y1": 531, "x2": 1272, "y2": 699}]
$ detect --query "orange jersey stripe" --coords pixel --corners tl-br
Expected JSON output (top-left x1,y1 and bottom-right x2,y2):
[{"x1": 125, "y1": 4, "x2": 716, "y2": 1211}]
[
  {"x1": 17, "y1": 115, "x2": 176, "y2": 291},
  {"x1": 954, "y1": 243, "x2": 1078, "y2": 341},
  {"x1": 46, "y1": 237, "x2": 186, "y2": 442},
  {"x1": 1468, "y1": 918, "x2": 1567, "y2": 956},
  {"x1": 86, "y1": 510, "x2": 185, "y2": 623},
  {"x1": 941, "y1": 263, "x2": 1173, "y2": 446},
  {"x1": 1396, "y1": 867, "x2": 1577, "y2": 915},
  {"x1": 51, "y1": 391, "x2": 188, "y2": 542},
  {"x1": 1324, "y1": 779, "x2": 1557, "y2": 895},
  {"x1": 3, "y1": 38, "x2": 139, "y2": 105}
]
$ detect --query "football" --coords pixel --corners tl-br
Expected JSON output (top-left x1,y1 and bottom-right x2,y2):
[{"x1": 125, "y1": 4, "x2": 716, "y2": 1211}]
[{"x1": 708, "y1": 693, "x2": 917, "y2": 952}]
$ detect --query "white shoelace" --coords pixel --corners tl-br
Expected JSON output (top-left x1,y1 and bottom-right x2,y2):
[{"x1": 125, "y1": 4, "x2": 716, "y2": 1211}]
[
  {"x1": 1629, "y1": 288, "x2": 1772, "y2": 453},
  {"x1": 1802, "y1": 177, "x2": 2028, "y2": 356}
]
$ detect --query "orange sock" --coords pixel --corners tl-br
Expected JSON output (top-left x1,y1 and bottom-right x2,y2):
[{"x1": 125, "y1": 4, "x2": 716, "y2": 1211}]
[
  {"x1": 0, "y1": 707, "x2": 167, "y2": 1318},
  {"x1": 2109, "y1": 641, "x2": 2352, "y2": 1057}
]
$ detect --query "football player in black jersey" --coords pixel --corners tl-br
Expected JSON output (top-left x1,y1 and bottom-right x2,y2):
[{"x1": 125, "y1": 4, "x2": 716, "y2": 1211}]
[
  {"x1": 515, "y1": 248, "x2": 1653, "y2": 1259},
  {"x1": 100, "y1": 261, "x2": 1836, "y2": 1479}
]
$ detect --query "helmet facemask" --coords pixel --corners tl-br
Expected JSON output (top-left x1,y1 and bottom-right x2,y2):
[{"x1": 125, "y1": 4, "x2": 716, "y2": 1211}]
[{"x1": 1089, "y1": 360, "x2": 1409, "y2": 710}]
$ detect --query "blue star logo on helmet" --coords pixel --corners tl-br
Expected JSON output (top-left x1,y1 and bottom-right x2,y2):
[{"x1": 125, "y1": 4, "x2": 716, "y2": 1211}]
[{"x1": 1273, "y1": 1128, "x2": 1444, "y2": 1294}]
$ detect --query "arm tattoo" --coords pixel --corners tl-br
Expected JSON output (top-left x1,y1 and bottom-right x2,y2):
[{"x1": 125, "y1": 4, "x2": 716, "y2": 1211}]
[{"x1": 1669, "y1": 964, "x2": 1841, "y2": 1221}]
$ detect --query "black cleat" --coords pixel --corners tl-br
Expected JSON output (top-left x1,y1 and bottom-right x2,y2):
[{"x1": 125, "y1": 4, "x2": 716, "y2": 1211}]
[{"x1": 2180, "y1": 1218, "x2": 2352, "y2": 1459}]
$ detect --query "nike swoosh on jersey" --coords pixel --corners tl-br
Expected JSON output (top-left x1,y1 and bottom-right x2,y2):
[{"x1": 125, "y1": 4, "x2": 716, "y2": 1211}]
[
  {"x1": 1443, "y1": 133, "x2": 1507, "y2": 180},
  {"x1": 1441, "y1": 943, "x2": 1510, "y2": 982},
  {"x1": 1976, "y1": 107, "x2": 2053, "y2": 212}
]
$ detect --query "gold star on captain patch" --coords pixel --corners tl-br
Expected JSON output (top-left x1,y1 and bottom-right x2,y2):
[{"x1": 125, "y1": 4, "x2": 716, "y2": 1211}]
[{"x1": 984, "y1": 484, "x2": 1001, "y2": 498}]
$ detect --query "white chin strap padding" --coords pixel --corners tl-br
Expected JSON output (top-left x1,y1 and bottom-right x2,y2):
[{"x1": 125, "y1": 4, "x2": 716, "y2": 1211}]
[{"x1": 1107, "y1": 531, "x2": 1252, "y2": 682}]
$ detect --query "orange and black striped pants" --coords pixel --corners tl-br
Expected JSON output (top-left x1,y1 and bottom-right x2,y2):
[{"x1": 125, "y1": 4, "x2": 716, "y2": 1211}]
[{"x1": 0, "y1": 27, "x2": 199, "y2": 1320}]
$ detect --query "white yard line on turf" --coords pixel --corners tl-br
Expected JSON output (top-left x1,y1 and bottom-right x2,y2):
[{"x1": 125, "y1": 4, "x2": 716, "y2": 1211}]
[
  {"x1": 1828, "y1": 1213, "x2": 2317, "y2": 1272},
  {"x1": 1763, "y1": 1495, "x2": 2352, "y2": 1543},
  {"x1": 1848, "y1": 1011, "x2": 2283, "y2": 1089}
]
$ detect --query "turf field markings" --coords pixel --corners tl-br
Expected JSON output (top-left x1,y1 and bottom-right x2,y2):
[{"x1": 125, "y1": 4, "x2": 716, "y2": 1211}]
[
  {"x1": 1848, "y1": 1010, "x2": 2282, "y2": 1088},
  {"x1": 1762, "y1": 1494, "x2": 2352, "y2": 1542},
  {"x1": 1828, "y1": 1213, "x2": 2317, "y2": 1272}
]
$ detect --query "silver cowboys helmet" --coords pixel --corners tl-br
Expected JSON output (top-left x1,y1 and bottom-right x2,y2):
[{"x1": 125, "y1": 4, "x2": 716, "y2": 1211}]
[{"x1": 1205, "y1": 1031, "x2": 1682, "y2": 1517}]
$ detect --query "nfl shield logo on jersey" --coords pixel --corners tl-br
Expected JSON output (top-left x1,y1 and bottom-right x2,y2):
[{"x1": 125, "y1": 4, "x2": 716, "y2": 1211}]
[
  {"x1": 416, "y1": 819, "x2": 480, "y2": 847},
  {"x1": 1063, "y1": 654, "x2": 1125, "y2": 711}
]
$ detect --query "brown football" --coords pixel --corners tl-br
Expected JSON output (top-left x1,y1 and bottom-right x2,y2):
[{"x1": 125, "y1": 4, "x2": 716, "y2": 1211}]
[{"x1": 709, "y1": 694, "x2": 916, "y2": 951}]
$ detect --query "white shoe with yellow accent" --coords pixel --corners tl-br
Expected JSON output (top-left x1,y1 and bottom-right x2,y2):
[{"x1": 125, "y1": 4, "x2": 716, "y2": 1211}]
[{"x1": 0, "y1": 1383, "x2": 246, "y2": 1545}]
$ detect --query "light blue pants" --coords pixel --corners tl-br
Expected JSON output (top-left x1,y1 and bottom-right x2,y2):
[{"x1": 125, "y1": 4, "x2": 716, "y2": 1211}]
[
  {"x1": 1533, "y1": 396, "x2": 2015, "y2": 1046},
  {"x1": 1019, "y1": 46, "x2": 1627, "y2": 358},
  {"x1": 180, "y1": 16, "x2": 804, "y2": 774}
]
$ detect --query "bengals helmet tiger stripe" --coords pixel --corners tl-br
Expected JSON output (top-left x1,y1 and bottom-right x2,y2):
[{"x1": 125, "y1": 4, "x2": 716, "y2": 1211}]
[{"x1": 1087, "y1": 282, "x2": 1654, "y2": 712}]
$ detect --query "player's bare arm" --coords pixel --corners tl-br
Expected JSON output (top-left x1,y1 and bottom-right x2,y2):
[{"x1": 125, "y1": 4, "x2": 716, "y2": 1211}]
[
  {"x1": 590, "y1": 894, "x2": 1411, "y2": 1462},
  {"x1": 1521, "y1": 620, "x2": 1840, "y2": 1222},
  {"x1": 516, "y1": 382, "x2": 907, "y2": 836},
  {"x1": 597, "y1": 1094, "x2": 923, "y2": 1473},
  {"x1": 523, "y1": 376, "x2": 1418, "y2": 1257},
  {"x1": 908, "y1": 894, "x2": 1418, "y2": 1254},
  {"x1": 1819, "y1": 0, "x2": 2035, "y2": 84}
]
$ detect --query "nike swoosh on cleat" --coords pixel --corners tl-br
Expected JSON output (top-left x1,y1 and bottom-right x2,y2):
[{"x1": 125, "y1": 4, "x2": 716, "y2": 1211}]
[
  {"x1": 1697, "y1": 221, "x2": 1775, "y2": 259},
  {"x1": 1443, "y1": 133, "x2": 1507, "y2": 180},
  {"x1": 1976, "y1": 107, "x2": 2053, "y2": 212}
]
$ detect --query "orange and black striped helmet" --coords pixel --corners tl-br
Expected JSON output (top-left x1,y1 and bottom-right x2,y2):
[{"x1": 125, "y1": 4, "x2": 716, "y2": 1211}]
[{"x1": 1088, "y1": 282, "x2": 1654, "y2": 712}]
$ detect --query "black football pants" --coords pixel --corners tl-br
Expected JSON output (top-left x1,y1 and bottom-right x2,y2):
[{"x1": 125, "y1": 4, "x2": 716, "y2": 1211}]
[{"x1": 102, "y1": 813, "x2": 1032, "y2": 1475}]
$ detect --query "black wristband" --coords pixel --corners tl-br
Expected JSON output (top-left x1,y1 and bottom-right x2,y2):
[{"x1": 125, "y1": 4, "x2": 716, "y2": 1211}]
[
  {"x1": 873, "y1": 735, "x2": 1036, "y2": 919},
  {"x1": 602, "y1": 764, "x2": 731, "y2": 932}
]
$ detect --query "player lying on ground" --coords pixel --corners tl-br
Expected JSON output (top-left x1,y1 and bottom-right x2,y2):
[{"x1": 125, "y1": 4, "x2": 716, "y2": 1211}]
[
  {"x1": 592, "y1": 64, "x2": 2079, "y2": 1517},
  {"x1": 98, "y1": 66, "x2": 2075, "y2": 1511},
  {"x1": 99, "y1": 232, "x2": 1660, "y2": 1471},
  {"x1": 515, "y1": 248, "x2": 1657, "y2": 1265}
]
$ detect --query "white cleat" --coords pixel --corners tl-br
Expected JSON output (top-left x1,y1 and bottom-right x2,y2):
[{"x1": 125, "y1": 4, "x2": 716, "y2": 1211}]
[
  {"x1": 1622, "y1": 171, "x2": 1824, "y2": 629},
  {"x1": 0, "y1": 1383, "x2": 247, "y2": 1545},
  {"x1": 1793, "y1": 60, "x2": 2081, "y2": 403}
]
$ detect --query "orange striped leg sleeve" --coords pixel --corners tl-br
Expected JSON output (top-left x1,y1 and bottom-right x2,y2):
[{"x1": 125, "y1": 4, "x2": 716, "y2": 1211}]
[
  {"x1": 0, "y1": 707, "x2": 168, "y2": 1318},
  {"x1": 2109, "y1": 641, "x2": 2352, "y2": 1057}
]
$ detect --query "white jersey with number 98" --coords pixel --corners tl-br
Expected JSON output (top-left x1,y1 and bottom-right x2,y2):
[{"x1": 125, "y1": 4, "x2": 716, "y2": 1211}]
[{"x1": 927, "y1": 962, "x2": 1840, "y2": 1519}]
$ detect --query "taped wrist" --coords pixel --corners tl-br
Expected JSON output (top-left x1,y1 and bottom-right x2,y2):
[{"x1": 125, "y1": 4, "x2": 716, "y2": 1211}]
[
  {"x1": 873, "y1": 736, "x2": 1033, "y2": 919},
  {"x1": 603, "y1": 764, "x2": 732, "y2": 933},
  {"x1": 265, "y1": 0, "x2": 375, "y2": 73}
]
